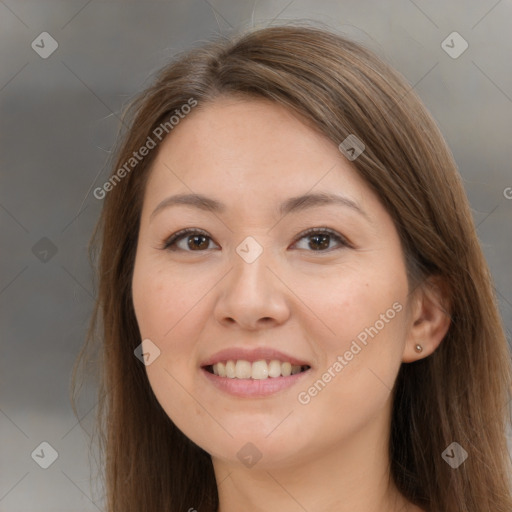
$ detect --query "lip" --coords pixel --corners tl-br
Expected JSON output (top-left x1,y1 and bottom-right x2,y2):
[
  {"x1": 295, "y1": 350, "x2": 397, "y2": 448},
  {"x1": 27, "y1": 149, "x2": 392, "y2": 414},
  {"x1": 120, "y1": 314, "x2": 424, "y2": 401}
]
[
  {"x1": 201, "y1": 366, "x2": 312, "y2": 398},
  {"x1": 200, "y1": 347, "x2": 311, "y2": 367}
]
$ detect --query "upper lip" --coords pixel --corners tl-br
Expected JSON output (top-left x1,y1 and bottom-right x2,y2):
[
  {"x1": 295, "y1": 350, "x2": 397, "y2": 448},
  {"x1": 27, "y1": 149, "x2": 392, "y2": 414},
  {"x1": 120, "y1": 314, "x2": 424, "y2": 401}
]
[{"x1": 201, "y1": 347, "x2": 311, "y2": 367}]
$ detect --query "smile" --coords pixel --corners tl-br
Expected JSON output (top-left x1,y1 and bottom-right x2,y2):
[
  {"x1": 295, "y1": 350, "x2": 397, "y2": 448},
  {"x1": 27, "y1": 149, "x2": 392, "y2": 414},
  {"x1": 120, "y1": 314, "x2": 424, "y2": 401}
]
[{"x1": 205, "y1": 359, "x2": 311, "y2": 379}]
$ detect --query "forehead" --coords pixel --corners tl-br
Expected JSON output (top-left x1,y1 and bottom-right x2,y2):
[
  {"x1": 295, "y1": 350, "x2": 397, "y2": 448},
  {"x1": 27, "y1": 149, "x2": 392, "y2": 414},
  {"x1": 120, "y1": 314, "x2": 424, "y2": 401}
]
[
  {"x1": 146, "y1": 97, "x2": 367, "y2": 193},
  {"x1": 158, "y1": 96, "x2": 336, "y2": 172}
]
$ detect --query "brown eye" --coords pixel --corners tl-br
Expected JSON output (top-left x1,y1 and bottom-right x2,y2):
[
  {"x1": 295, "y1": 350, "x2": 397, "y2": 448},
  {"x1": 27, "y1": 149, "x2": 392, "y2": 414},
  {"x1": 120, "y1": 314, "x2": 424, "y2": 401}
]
[
  {"x1": 292, "y1": 228, "x2": 349, "y2": 252},
  {"x1": 163, "y1": 229, "x2": 218, "y2": 252},
  {"x1": 185, "y1": 234, "x2": 210, "y2": 250}
]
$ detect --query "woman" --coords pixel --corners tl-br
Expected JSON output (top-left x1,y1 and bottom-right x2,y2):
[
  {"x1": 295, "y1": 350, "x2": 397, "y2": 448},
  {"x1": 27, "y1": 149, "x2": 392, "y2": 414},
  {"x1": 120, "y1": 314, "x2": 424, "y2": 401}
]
[{"x1": 72, "y1": 23, "x2": 512, "y2": 511}]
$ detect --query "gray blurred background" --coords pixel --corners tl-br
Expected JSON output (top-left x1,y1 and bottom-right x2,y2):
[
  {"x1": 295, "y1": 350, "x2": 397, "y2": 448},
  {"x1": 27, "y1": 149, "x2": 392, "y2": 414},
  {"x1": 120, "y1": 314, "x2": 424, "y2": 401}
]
[{"x1": 1, "y1": 1, "x2": 511, "y2": 510}]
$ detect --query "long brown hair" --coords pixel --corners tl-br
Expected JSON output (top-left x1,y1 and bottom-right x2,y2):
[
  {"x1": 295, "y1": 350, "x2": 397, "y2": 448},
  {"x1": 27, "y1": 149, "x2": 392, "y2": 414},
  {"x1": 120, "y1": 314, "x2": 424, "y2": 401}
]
[{"x1": 71, "y1": 22, "x2": 512, "y2": 511}]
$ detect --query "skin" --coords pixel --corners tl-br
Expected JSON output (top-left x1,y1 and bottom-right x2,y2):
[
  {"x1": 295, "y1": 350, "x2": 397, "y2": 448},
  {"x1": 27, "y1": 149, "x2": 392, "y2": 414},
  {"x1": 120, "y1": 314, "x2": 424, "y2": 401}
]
[{"x1": 131, "y1": 96, "x2": 450, "y2": 512}]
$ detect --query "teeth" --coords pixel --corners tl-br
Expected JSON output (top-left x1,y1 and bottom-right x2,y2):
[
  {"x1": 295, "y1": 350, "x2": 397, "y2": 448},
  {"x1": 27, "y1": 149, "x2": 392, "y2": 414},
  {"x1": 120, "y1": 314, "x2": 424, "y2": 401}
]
[
  {"x1": 268, "y1": 360, "x2": 281, "y2": 378},
  {"x1": 235, "y1": 360, "x2": 252, "y2": 379},
  {"x1": 217, "y1": 361, "x2": 226, "y2": 377},
  {"x1": 210, "y1": 359, "x2": 307, "y2": 379},
  {"x1": 252, "y1": 360, "x2": 269, "y2": 380},
  {"x1": 225, "y1": 360, "x2": 236, "y2": 378},
  {"x1": 281, "y1": 362, "x2": 292, "y2": 377}
]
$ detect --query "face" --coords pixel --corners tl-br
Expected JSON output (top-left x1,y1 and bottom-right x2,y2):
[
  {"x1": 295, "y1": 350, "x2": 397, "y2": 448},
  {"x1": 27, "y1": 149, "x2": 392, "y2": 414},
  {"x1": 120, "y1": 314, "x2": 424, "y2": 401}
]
[{"x1": 132, "y1": 96, "x2": 413, "y2": 471}]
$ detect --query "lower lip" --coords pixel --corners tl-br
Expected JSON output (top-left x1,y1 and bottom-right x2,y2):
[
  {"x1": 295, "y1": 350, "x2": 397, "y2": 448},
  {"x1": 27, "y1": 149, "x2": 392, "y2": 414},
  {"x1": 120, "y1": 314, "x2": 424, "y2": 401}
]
[{"x1": 201, "y1": 367, "x2": 311, "y2": 398}]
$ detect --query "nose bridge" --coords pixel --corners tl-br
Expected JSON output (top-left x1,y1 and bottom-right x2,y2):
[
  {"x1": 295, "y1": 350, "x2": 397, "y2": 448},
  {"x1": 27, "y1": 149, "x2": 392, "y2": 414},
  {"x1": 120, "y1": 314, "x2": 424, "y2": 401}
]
[
  {"x1": 230, "y1": 238, "x2": 275, "y2": 303},
  {"x1": 214, "y1": 236, "x2": 289, "y2": 328}
]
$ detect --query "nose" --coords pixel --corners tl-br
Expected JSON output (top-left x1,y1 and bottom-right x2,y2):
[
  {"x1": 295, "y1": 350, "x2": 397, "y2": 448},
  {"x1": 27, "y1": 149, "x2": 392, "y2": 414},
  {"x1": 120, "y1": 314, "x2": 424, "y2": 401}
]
[{"x1": 213, "y1": 247, "x2": 291, "y2": 331}]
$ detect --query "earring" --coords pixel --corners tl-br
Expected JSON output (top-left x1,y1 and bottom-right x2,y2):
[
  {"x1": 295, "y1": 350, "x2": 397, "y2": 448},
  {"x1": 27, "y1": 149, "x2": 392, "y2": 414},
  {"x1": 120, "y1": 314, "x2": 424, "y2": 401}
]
[{"x1": 414, "y1": 344, "x2": 423, "y2": 353}]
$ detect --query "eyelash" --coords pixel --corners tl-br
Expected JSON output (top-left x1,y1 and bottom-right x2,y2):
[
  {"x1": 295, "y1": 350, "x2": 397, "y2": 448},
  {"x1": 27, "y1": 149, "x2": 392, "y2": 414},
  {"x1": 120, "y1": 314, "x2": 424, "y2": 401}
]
[{"x1": 161, "y1": 227, "x2": 351, "y2": 253}]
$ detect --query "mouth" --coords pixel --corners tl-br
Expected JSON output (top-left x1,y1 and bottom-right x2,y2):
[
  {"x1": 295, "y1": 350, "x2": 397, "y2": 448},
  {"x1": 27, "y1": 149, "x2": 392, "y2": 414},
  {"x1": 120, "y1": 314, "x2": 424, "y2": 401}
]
[{"x1": 202, "y1": 359, "x2": 311, "y2": 379}]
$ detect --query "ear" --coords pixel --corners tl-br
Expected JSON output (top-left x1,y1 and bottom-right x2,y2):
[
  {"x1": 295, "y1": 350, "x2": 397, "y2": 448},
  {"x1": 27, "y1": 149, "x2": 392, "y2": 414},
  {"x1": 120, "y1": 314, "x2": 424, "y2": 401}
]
[{"x1": 402, "y1": 275, "x2": 451, "y2": 363}]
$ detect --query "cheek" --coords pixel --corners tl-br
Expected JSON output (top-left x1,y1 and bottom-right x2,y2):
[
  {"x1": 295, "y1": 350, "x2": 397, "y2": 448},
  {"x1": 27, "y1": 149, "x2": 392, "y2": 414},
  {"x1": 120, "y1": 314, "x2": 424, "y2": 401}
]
[
  {"x1": 312, "y1": 264, "x2": 408, "y2": 357},
  {"x1": 311, "y1": 275, "x2": 407, "y2": 386},
  {"x1": 132, "y1": 257, "x2": 212, "y2": 384},
  {"x1": 132, "y1": 257, "x2": 206, "y2": 341},
  {"x1": 296, "y1": 270, "x2": 408, "y2": 419},
  {"x1": 132, "y1": 262, "x2": 213, "y2": 437}
]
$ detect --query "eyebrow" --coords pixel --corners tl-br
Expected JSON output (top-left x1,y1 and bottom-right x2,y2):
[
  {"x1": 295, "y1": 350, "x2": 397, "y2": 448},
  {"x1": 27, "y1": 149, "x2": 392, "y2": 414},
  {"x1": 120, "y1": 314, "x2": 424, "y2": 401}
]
[{"x1": 149, "y1": 192, "x2": 370, "y2": 222}]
